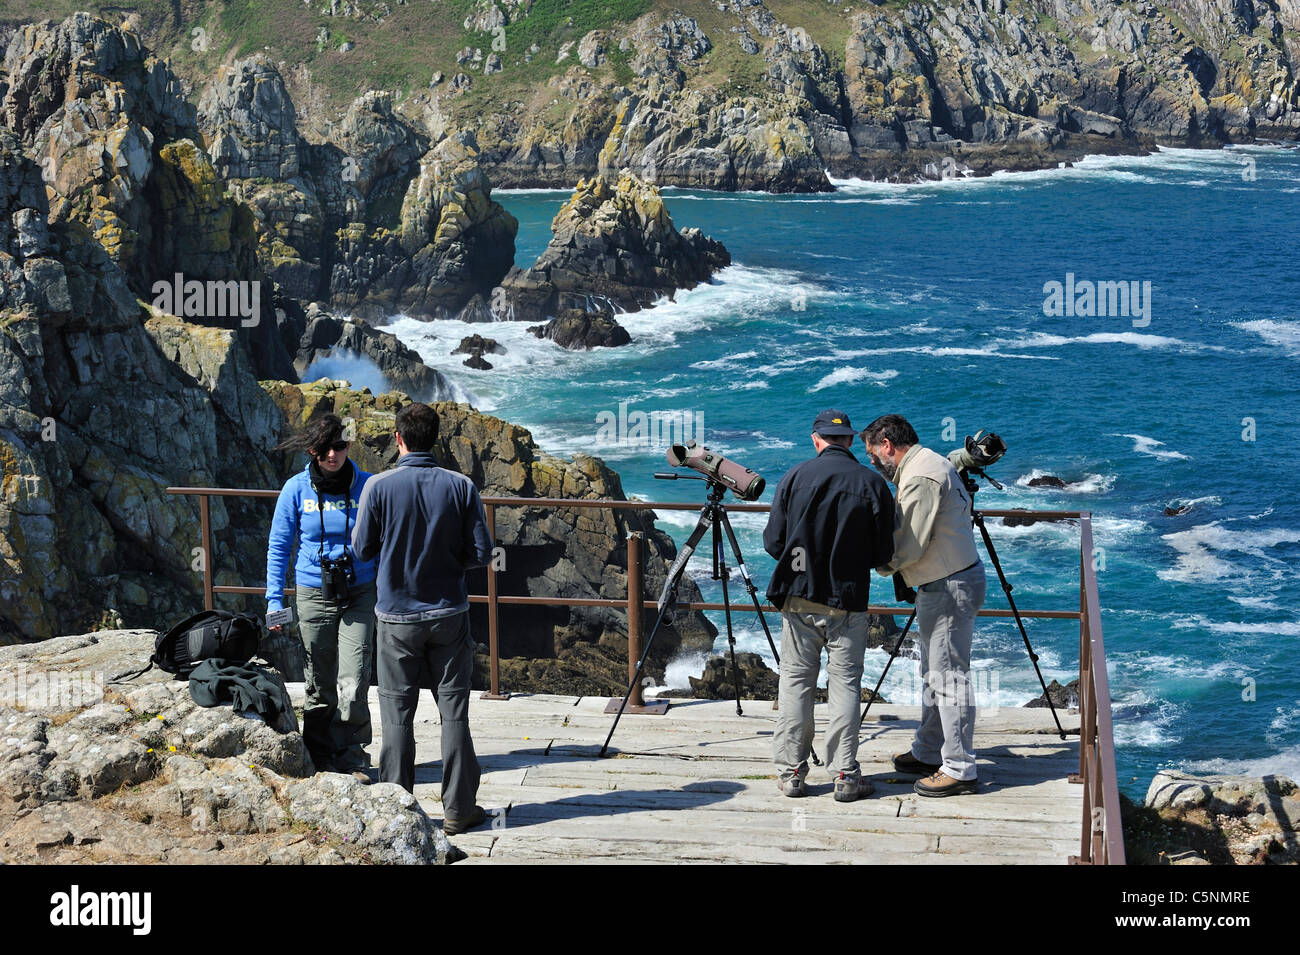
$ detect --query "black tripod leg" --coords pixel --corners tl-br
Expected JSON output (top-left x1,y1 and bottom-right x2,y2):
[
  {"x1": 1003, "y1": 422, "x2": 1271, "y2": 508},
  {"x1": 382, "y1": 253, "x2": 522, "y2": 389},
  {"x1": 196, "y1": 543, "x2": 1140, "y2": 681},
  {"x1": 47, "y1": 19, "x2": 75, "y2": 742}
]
[
  {"x1": 714, "y1": 519, "x2": 744, "y2": 717},
  {"x1": 601, "y1": 505, "x2": 713, "y2": 757},
  {"x1": 718, "y1": 511, "x2": 780, "y2": 665},
  {"x1": 717, "y1": 509, "x2": 822, "y2": 766},
  {"x1": 859, "y1": 610, "x2": 916, "y2": 731},
  {"x1": 600, "y1": 600, "x2": 676, "y2": 757},
  {"x1": 974, "y1": 513, "x2": 1067, "y2": 740}
]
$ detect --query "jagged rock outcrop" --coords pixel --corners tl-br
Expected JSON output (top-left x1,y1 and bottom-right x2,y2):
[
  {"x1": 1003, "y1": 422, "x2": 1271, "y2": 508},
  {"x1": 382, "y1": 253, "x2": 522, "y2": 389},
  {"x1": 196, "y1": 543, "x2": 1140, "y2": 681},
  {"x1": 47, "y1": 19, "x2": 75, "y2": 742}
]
[
  {"x1": 0, "y1": 16, "x2": 290, "y2": 379},
  {"x1": 1125, "y1": 770, "x2": 1300, "y2": 865},
  {"x1": 199, "y1": 57, "x2": 518, "y2": 319},
  {"x1": 292, "y1": 303, "x2": 458, "y2": 401},
  {"x1": 529, "y1": 307, "x2": 632, "y2": 350},
  {"x1": 836, "y1": 0, "x2": 1300, "y2": 179},
  {"x1": 498, "y1": 171, "x2": 729, "y2": 324},
  {"x1": 469, "y1": 11, "x2": 836, "y2": 191},
  {"x1": 0, "y1": 630, "x2": 459, "y2": 864},
  {"x1": 453, "y1": 334, "x2": 503, "y2": 356},
  {"x1": 260, "y1": 380, "x2": 717, "y2": 692},
  {"x1": 0, "y1": 128, "x2": 284, "y2": 644},
  {"x1": 684, "y1": 652, "x2": 888, "y2": 702},
  {"x1": 463, "y1": 1, "x2": 1300, "y2": 187},
  {"x1": 1025, "y1": 677, "x2": 1080, "y2": 709},
  {"x1": 453, "y1": 333, "x2": 503, "y2": 369}
]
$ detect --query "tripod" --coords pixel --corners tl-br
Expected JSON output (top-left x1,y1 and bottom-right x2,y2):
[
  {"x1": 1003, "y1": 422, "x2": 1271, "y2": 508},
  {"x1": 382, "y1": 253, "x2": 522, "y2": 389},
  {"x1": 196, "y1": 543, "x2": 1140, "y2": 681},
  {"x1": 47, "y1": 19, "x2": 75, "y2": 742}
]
[
  {"x1": 859, "y1": 467, "x2": 1066, "y2": 740},
  {"x1": 600, "y1": 473, "x2": 818, "y2": 761}
]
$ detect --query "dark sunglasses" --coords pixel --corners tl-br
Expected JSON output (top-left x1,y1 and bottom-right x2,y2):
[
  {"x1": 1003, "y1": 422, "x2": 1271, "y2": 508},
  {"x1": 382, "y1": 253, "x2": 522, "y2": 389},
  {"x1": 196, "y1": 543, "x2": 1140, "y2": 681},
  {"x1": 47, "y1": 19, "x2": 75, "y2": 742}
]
[{"x1": 314, "y1": 440, "x2": 349, "y2": 457}]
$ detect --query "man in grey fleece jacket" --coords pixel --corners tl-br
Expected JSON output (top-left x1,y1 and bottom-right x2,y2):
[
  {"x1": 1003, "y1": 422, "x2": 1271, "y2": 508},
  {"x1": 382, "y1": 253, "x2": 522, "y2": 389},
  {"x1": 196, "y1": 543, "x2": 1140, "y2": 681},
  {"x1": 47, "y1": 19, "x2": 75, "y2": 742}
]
[
  {"x1": 353, "y1": 402, "x2": 494, "y2": 834},
  {"x1": 863, "y1": 413, "x2": 987, "y2": 798}
]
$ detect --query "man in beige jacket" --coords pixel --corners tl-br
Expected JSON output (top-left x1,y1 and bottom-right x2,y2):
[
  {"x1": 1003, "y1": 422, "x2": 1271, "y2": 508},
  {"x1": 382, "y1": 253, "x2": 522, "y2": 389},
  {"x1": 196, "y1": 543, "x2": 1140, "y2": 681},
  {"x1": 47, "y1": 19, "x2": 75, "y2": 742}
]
[{"x1": 862, "y1": 414, "x2": 987, "y2": 797}]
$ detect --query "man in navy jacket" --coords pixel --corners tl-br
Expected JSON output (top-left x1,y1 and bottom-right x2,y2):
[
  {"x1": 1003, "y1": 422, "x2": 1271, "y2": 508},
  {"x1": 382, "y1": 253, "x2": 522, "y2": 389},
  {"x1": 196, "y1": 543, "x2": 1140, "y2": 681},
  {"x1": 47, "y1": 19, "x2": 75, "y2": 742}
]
[
  {"x1": 353, "y1": 402, "x2": 494, "y2": 835},
  {"x1": 763, "y1": 410, "x2": 895, "y2": 802}
]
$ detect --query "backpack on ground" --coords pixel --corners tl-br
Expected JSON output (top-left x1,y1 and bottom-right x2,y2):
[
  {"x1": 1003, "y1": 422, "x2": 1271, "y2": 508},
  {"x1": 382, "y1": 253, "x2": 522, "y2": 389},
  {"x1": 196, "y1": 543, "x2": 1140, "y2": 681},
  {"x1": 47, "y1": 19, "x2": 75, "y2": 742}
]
[{"x1": 110, "y1": 610, "x2": 263, "y2": 683}]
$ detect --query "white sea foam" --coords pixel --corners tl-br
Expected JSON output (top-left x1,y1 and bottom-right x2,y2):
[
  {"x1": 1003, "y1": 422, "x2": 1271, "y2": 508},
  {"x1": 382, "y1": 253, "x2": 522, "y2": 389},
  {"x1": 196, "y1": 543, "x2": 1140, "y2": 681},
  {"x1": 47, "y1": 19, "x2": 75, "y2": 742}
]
[
  {"x1": 1110, "y1": 694, "x2": 1184, "y2": 748},
  {"x1": 821, "y1": 343, "x2": 1059, "y2": 361},
  {"x1": 1227, "y1": 595, "x2": 1283, "y2": 612},
  {"x1": 302, "y1": 348, "x2": 475, "y2": 405},
  {"x1": 1159, "y1": 523, "x2": 1300, "y2": 584},
  {"x1": 1015, "y1": 469, "x2": 1116, "y2": 494},
  {"x1": 1180, "y1": 744, "x2": 1300, "y2": 783},
  {"x1": 1110, "y1": 651, "x2": 1242, "y2": 682},
  {"x1": 301, "y1": 350, "x2": 394, "y2": 398},
  {"x1": 644, "y1": 650, "x2": 714, "y2": 693},
  {"x1": 828, "y1": 144, "x2": 1289, "y2": 198},
  {"x1": 793, "y1": 321, "x2": 943, "y2": 339},
  {"x1": 1270, "y1": 705, "x2": 1300, "y2": 736},
  {"x1": 1111, "y1": 433, "x2": 1191, "y2": 461},
  {"x1": 689, "y1": 350, "x2": 758, "y2": 370},
  {"x1": 729, "y1": 380, "x2": 770, "y2": 390},
  {"x1": 1170, "y1": 612, "x2": 1300, "y2": 637},
  {"x1": 1238, "y1": 319, "x2": 1300, "y2": 357},
  {"x1": 1164, "y1": 495, "x2": 1222, "y2": 511},
  {"x1": 755, "y1": 432, "x2": 796, "y2": 449},
  {"x1": 999, "y1": 331, "x2": 1221, "y2": 352},
  {"x1": 808, "y1": 366, "x2": 900, "y2": 392}
]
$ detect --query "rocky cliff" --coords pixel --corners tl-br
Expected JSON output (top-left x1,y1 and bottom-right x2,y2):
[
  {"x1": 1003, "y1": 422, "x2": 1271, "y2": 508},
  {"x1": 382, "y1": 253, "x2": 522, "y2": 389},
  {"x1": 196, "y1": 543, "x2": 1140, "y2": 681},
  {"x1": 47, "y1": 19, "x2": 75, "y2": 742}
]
[
  {"x1": 199, "y1": 56, "x2": 519, "y2": 320},
  {"x1": 460, "y1": 0, "x2": 1300, "y2": 185},
  {"x1": 0, "y1": 630, "x2": 460, "y2": 863},
  {"x1": 0, "y1": 124, "x2": 285, "y2": 646},
  {"x1": 6, "y1": 2, "x2": 1286, "y2": 190},
  {"x1": 500, "y1": 170, "x2": 730, "y2": 327},
  {"x1": 0, "y1": 16, "x2": 718, "y2": 694}
]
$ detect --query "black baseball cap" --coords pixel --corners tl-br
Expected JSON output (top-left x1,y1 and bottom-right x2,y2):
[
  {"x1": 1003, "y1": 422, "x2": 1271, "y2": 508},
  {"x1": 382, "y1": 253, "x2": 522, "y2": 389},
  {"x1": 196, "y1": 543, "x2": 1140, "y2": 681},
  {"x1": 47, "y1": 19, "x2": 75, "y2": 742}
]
[{"x1": 812, "y1": 410, "x2": 855, "y2": 437}]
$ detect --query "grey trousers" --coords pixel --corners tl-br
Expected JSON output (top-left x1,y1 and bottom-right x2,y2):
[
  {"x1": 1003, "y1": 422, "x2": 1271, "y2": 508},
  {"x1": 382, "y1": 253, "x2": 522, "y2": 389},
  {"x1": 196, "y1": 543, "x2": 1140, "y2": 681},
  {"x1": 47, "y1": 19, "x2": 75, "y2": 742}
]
[
  {"x1": 912, "y1": 562, "x2": 986, "y2": 782},
  {"x1": 774, "y1": 596, "x2": 869, "y2": 781},
  {"x1": 296, "y1": 581, "x2": 376, "y2": 769},
  {"x1": 376, "y1": 612, "x2": 480, "y2": 818}
]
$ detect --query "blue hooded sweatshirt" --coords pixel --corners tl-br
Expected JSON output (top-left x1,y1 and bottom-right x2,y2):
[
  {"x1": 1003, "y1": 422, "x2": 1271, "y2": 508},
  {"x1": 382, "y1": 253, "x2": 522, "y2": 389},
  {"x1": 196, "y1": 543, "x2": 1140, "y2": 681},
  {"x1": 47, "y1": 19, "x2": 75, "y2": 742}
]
[{"x1": 266, "y1": 461, "x2": 378, "y2": 611}]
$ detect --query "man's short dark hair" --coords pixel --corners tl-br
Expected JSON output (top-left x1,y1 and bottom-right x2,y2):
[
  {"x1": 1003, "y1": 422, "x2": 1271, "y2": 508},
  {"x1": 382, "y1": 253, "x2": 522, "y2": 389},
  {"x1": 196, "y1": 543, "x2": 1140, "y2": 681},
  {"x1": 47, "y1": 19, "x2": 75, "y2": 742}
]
[
  {"x1": 396, "y1": 403, "x2": 439, "y2": 452},
  {"x1": 861, "y1": 414, "x2": 918, "y2": 449}
]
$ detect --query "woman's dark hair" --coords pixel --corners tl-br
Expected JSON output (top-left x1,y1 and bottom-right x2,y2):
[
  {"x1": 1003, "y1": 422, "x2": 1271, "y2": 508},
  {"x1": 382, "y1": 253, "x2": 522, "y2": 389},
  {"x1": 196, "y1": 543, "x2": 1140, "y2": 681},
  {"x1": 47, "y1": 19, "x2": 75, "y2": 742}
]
[
  {"x1": 275, "y1": 413, "x2": 347, "y2": 457},
  {"x1": 861, "y1": 414, "x2": 919, "y2": 449},
  {"x1": 396, "y1": 403, "x2": 439, "y2": 452}
]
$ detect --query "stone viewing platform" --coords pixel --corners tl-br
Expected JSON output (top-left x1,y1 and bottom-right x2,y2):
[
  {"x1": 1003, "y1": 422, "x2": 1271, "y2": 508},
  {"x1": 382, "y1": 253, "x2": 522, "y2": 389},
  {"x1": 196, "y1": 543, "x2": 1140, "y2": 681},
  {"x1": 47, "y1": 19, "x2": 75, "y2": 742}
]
[{"x1": 290, "y1": 686, "x2": 1084, "y2": 864}]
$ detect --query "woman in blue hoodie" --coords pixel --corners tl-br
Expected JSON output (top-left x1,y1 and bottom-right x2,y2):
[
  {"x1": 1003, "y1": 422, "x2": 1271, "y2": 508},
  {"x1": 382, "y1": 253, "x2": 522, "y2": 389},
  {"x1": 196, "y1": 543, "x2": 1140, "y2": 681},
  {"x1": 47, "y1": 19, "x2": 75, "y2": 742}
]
[{"x1": 266, "y1": 414, "x2": 378, "y2": 776}]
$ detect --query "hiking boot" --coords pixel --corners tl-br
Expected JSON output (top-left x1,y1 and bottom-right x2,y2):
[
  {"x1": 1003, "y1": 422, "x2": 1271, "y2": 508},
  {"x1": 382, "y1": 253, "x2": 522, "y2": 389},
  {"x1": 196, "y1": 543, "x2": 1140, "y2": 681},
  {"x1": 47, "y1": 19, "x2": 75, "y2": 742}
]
[
  {"x1": 892, "y1": 751, "x2": 941, "y2": 776},
  {"x1": 914, "y1": 770, "x2": 977, "y2": 798},
  {"x1": 333, "y1": 748, "x2": 372, "y2": 773},
  {"x1": 443, "y1": 805, "x2": 488, "y2": 835},
  {"x1": 777, "y1": 763, "x2": 808, "y2": 798},
  {"x1": 833, "y1": 772, "x2": 875, "y2": 803}
]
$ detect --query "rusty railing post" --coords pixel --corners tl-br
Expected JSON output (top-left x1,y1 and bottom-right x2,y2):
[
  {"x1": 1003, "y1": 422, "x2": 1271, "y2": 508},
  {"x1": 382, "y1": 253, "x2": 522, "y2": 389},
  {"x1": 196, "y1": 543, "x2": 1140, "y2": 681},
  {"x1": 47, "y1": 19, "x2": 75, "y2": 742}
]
[
  {"x1": 199, "y1": 493, "x2": 214, "y2": 610},
  {"x1": 628, "y1": 532, "x2": 644, "y2": 708},
  {"x1": 481, "y1": 503, "x2": 509, "y2": 700}
]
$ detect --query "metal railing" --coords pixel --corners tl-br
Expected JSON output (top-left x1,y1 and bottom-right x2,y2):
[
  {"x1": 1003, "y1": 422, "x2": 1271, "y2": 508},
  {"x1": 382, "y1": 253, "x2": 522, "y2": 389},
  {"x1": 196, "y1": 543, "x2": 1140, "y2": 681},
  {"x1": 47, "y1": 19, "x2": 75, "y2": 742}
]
[{"x1": 166, "y1": 487, "x2": 1123, "y2": 864}]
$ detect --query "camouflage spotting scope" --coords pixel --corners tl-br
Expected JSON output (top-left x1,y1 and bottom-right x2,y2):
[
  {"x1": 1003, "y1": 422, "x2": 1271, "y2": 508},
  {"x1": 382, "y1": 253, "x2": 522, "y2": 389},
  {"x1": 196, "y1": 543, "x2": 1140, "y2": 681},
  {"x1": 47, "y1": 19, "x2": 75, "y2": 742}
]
[{"x1": 665, "y1": 440, "x2": 766, "y2": 501}]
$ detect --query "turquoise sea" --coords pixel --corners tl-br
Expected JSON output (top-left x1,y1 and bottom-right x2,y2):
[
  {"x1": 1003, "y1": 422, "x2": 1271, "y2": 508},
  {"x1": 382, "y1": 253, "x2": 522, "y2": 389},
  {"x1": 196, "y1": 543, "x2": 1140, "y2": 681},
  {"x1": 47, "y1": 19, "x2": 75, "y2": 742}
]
[{"x1": 327, "y1": 146, "x2": 1300, "y2": 799}]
